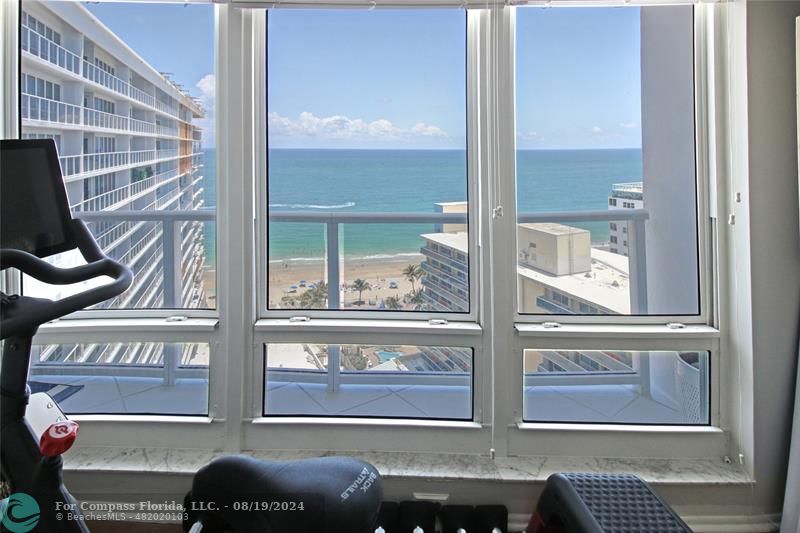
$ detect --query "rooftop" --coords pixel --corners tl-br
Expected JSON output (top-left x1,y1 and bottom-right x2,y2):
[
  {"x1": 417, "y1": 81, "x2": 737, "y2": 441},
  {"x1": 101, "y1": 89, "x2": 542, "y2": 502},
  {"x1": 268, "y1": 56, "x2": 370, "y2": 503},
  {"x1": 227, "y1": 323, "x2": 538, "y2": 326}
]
[
  {"x1": 519, "y1": 222, "x2": 591, "y2": 237},
  {"x1": 420, "y1": 231, "x2": 469, "y2": 254},
  {"x1": 518, "y1": 247, "x2": 630, "y2": 314}
]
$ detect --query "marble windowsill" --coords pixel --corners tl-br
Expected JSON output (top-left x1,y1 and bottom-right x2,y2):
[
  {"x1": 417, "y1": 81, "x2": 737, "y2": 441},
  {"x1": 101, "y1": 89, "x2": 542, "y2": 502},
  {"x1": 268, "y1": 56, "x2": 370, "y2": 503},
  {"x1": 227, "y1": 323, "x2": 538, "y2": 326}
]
[{"x1": 64, "y1": 447, "x2": 752, "y2": 486}]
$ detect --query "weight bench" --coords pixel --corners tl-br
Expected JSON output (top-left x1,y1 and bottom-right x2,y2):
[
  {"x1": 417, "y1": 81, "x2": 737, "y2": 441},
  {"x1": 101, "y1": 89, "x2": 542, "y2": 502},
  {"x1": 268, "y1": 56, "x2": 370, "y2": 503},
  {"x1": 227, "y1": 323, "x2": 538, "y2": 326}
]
[{"x1": 528, "y1": 473, "x2": 692, "y2": 533}]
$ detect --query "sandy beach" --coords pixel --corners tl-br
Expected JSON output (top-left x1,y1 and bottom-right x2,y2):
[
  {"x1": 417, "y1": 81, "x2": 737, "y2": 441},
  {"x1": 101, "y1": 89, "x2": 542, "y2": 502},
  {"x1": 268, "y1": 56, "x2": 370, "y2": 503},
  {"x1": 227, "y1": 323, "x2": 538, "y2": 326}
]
[
  {"x1": 199, "y1": 256, "x2": 423, "y2": 310},
  {"x1": 268, "y1": 256, "x2": 422, "y2": 310}
]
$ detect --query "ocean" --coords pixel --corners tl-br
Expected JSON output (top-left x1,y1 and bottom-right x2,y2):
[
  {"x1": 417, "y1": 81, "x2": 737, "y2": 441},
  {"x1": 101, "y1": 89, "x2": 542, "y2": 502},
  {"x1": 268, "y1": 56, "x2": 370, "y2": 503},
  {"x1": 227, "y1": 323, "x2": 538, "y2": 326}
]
[{"x1": 201, "y1": 148, "x2": 643, "y2": 264}]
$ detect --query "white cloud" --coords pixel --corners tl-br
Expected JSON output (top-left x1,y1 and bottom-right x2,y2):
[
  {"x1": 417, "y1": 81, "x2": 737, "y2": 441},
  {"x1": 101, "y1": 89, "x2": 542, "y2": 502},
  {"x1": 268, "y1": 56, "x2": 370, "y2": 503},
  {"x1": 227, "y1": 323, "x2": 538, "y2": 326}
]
[
  {"x1": 195, "y1": 73, "x2": 215, "y2": 148},
  {"x1": 268, "y1": 111, "x2": 447, "y2": 141},
  {"x1": 592, "y1": 125, "x2": 603, "y2": 134},
  {"x1": 619, "y1": 122, "x2": 638, "y2": 129},
  {"x1": 517, "y1": 131, "x2": 539, "y2": 140}
]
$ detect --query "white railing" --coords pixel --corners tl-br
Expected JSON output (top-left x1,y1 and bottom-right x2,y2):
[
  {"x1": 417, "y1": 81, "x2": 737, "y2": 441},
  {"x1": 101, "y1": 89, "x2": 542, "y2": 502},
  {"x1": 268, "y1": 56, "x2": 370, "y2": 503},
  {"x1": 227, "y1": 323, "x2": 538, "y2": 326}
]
[
  {"x1": 21, "y1": 26, "x2": 81, "y2": 75},
  {"x1": 83, "y1": 107, "x2": 128, "y2": 131},
  {"x1": 19, "y1": 26, "x2": 200, "y2": 117},
  {"x1": 71, "y1": 169, "x2": 182, "y2": 212},
  {"x1": 83, "y1": 151, "x2": 129, "y2": 173},
  {"x1": 129, "y1": 117, "x2": 156, "y2": 135},
  {"x1": 129, "y1": 84, "x2": 155, "y2": 108},
  {"x1": 155, "y1": 100, "x2": 178, "y2": 118},
  {"x1": 59, "y1": 150, "x2": 181, "y2": 179},
  {"x1": 21, "y1": 94, "x2": 81, "y2": 125},
  {"x1": 82, "y1": 60, "x2": 129, "y2": 97},
  {"x1": 59, "y1": 154, "x2": 81, "y2": 178},
  {"x1": 156, "y1": 124, "x2": 179, "y2": 137}
]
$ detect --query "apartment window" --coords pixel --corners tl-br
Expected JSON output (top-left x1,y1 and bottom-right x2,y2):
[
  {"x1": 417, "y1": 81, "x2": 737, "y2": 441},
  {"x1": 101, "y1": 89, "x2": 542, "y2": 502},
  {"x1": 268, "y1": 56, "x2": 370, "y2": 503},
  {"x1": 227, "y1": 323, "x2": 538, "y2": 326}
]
[
  {"x1": 5, "y1": 0, "x2": 722, "y2": 448},
  {"x1": 93, "y1": 96, "x2": 115, "y2": 114},
  {"x1": 31, "y1": 342, "x2": 210, "y2": 415},
  {"x1": 17, "y1": 1, "x2": 216, "y2": 417},
  {"x1": 266, "y1": 10, "x2": 468, "y2": 314},
  {"x1": 515, "y1": 6, "x2": 699, "y2": 317},
  {"x1": 523, "y1": 349, "x2": 709, "y2": 424},
  {"x1": 94, "y1": 136, "x2": 115, "y2": 153},
  {"x1": 21, "y1": 0, "x2": 216, "y2": 312},
  {"x1": 94, "y1": 57, "x2": 115, "y2": 75},
  {"x1": 264, "y1": 343, "x2": 472, "y2": 420}
]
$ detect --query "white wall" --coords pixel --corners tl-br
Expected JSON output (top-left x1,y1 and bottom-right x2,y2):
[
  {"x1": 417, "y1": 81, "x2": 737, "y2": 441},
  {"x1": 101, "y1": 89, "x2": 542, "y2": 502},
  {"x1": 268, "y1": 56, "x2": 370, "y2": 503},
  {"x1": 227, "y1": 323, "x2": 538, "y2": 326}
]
[{"x1": 742, "y1": 0, "x2": 800, "y2": 516}]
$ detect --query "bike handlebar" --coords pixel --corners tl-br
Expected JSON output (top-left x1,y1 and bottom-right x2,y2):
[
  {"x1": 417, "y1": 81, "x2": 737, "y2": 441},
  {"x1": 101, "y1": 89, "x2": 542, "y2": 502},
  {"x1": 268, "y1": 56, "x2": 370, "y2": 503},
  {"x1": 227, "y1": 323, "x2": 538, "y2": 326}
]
[{"x1": 0, "y1": 219, "x2": 132, "y2": 337}]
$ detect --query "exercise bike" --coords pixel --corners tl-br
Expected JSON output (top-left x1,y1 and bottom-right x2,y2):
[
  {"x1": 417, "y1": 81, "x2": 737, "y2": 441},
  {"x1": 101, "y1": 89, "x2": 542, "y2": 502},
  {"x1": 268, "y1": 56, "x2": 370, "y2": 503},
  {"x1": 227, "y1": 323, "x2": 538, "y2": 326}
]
[{"x1": 0, "y1": 139, "x2": 383, "y2": 533}]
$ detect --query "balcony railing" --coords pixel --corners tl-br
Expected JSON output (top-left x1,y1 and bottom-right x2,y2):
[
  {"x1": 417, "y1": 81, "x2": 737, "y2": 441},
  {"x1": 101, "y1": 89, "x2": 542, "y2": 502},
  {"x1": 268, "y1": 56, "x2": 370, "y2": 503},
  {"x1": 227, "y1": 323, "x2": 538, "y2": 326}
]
[
  {"x1": 32, "y1": 209, "x2": 647, "y2": 392},
  {"x1": 71, "y1": 169, "x2": 184, "y2": 212},
  {"x1": 20, "y1": 29, "x2": 199, "y2": 120},
  {"x1": 20, "y1": 26, "x2": 81, "y2": 75},
  {"x1": 21, "y1": 94, "x2": 81, "y2": 125},
  {"x1": 82, "y1": 60, "x2": 129, "y2": 98}
]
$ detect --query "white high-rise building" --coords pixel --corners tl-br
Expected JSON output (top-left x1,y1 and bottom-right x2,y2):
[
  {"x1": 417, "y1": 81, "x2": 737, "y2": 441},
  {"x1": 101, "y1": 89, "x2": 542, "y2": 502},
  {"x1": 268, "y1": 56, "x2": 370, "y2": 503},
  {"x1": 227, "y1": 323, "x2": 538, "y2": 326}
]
[
  {"x1": 20, "y1": 1, "x2": 208, "y2": 365},
  {"x1": 607, "y1": 182, "x2": 643, "y2": 256}
]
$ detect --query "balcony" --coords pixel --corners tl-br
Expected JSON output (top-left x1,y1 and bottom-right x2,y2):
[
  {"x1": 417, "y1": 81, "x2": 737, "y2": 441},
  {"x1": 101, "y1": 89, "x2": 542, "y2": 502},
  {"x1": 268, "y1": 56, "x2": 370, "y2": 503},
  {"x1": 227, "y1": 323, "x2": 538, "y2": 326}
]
[
  {"x1": 70, "y1": 169, "x2": 184, "y2": 212},
  {"x1": 21, "y1": 93, "x2": 186, "y2": 141},
  {"x1": 20, "y1": 27, "x2": 193, "y2": 119},
  {"x1": 59, "y1": 149, "x2": 182, "y2": 179},
  {"x1": 20, "y1": 24, "x2": 81, "y2": 75}
]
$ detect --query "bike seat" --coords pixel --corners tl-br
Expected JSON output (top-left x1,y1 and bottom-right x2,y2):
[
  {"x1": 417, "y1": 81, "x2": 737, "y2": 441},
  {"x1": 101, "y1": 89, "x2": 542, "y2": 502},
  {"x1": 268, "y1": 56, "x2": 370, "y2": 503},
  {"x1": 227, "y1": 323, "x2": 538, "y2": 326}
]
[{"x1": 183, "y1": 454, "x2": 383, "y2": 533}]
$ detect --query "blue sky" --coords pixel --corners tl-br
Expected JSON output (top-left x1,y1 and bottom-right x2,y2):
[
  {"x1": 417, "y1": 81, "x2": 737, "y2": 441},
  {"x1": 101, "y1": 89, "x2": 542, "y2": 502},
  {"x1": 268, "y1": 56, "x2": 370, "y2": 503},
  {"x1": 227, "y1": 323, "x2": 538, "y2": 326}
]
[{"x1": 84, "y1": 4, "x2": 642, "y2": 150}]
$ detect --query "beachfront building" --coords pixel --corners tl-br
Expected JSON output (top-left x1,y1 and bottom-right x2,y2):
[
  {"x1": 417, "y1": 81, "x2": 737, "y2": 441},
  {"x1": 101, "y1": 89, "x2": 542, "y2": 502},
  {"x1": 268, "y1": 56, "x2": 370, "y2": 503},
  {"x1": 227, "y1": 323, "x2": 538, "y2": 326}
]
[
  {"x1": 419, "y1": 231, "x2": 469, "y2": 313},
  {"x1": 608, "y1": 182, "x2": 643, "y2": 256},
  {"x1": 20, "y1": 1, "x2": 207, "y2": 365},
  {"x1": 516, "y1": 222, "x2": 630, "y2": 315}
]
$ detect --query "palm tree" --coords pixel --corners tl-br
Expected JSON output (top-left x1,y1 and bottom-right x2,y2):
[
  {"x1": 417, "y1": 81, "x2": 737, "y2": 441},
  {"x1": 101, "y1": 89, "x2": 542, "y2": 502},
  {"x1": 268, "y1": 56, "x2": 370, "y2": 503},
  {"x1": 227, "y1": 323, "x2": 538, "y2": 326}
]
[
  {"x1": 351, "y1": 278, "x2": 371, "y2": 306},
  {"x1": 410, "y1": 288, "x2": 425, "y2": 310},
  {"x1": 300, "y1": 281, "x2": 328, "y2": 309},
  {"x1": 385, "y1": 296, "x2": 401, "y2": 310},
  {"x1": 402, "y1": 264, "x2": 423, "y2": 293}
]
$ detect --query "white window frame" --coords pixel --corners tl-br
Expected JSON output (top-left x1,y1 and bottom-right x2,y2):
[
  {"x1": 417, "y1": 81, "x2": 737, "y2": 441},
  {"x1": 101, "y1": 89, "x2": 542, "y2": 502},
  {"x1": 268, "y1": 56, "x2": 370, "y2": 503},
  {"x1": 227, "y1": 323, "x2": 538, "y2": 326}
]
[{"x1": 0, "y1": 1, "x2": 729, "y2": 460}]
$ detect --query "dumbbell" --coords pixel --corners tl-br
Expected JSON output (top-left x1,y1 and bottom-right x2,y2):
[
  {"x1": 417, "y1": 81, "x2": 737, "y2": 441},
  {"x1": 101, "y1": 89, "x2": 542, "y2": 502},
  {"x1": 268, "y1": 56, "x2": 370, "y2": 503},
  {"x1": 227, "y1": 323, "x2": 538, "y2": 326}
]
[{"x1": 398, "y1": 501, "x2": 438, "y2": 533}]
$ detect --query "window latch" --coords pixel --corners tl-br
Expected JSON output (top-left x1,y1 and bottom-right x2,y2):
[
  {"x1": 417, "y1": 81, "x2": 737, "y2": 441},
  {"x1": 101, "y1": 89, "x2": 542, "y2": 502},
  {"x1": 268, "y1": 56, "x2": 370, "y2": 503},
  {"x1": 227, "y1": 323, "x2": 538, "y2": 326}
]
[
  {"x1": 667, "y1": 322, "x2": 686, "y2": 330},
  {"x1": 428, "y1": 319, "x2": 448, "y2": 326},
  {"x1": 541, "y1": 321, "x2": 561, "y2": 329},
  {"x1": 166, "y1": 315, "x2": 188, "y2": 322},
  {"x1": 289, "y1": 316, "x2": 311, "y2": 323}
]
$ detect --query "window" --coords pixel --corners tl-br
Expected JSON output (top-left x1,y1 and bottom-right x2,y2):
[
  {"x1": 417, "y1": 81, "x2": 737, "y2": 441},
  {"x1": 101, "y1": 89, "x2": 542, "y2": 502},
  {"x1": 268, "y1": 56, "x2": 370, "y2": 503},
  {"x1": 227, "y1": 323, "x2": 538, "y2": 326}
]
[
  {"x1": 264, "y1": 343, "x2": 472, "y2": 419},
  {"x1": 266, "y1": 10, "x2": 468, "y2": 314},
  {"x1": 20, "y1": 0, "x2": 216, "y2": 311},
  {"x1": 17, "y1": 0, "x2": 216, "y2": 418},
  {"x1": 5, "y1": 0, "x2": 723, "y2": 451},
  {"x1": 523, "y1": 349, "x2": 709, "y2": 425},
  {"x1": 515, "y1": 6, "x2": 699, "y2": 317},
  {"x1": 31, "y1": 342, "x2": 209, "y2": 415}
]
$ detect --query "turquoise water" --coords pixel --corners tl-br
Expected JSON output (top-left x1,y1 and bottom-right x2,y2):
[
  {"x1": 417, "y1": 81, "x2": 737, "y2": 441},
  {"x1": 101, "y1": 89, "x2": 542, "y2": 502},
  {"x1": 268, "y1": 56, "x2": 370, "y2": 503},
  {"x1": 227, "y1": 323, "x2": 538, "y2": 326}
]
[{"x1": 201, "y1": 148, "x2": 643, "y2": 263}]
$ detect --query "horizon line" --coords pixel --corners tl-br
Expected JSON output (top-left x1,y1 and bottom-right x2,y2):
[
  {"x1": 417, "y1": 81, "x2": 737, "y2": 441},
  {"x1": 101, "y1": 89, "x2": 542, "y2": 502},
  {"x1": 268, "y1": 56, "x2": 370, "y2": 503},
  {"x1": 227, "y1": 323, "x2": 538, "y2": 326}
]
[{"x1": 257, "y1": 146, "x2": 644, "y2": 151}]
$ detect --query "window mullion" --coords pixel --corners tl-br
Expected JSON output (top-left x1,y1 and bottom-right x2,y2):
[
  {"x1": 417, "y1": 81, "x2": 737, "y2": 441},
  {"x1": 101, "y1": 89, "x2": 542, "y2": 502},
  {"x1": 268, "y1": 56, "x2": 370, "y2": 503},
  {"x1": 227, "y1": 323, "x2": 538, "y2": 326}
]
[
  {"x1": 216, "y1": 4, "x2": 254, "y2": 452},
  {"x1": 483, "y1": 6, "x2": 518, "y2": 458}
]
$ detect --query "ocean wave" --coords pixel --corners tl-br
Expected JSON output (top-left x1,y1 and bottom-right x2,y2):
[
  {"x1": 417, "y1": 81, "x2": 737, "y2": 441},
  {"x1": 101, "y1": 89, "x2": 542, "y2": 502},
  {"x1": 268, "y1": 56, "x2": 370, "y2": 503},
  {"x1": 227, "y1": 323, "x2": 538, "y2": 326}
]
[
  {"x1": 269, "y1": 202, "x2": 356, "y2": 209},
  {"x1": 268, "y1": 252, "x2": 423, "y2": 264}
]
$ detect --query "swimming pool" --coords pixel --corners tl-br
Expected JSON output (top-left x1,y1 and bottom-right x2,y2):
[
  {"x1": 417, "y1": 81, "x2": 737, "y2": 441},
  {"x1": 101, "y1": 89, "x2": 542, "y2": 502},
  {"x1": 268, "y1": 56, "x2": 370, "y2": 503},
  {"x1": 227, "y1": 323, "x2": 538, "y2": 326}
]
[{"x1": 376, "y1": 350, "x2": 404, "y2": 362}]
